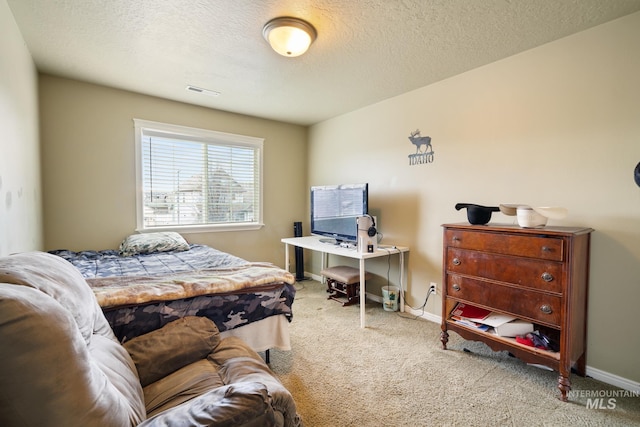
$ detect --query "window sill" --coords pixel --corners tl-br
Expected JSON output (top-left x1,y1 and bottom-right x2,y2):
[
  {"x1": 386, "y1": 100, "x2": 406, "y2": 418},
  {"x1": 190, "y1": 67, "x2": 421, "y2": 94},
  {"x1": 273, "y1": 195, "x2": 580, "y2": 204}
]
[{"x1": 136, "y1": 223, "x2": 264, "y2": 234}]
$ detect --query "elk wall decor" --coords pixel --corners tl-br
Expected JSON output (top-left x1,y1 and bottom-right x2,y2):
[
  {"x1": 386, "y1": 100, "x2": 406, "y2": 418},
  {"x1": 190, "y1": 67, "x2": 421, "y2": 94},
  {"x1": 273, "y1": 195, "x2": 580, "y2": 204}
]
[{"x1": 407, "y1": 129, "x2": 434, "y2": 166}]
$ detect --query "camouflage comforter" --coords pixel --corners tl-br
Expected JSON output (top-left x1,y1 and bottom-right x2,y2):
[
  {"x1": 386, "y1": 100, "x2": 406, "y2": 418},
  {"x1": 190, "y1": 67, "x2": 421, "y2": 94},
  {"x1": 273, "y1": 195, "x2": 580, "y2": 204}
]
[
  {"x1": 86, "y1": 263, "x2": 295, "y2": 308},
  {"x1": 49, "y1": 244, "x2": 250, "y2": 278},
  {"x1": 49, "y1": 245, "x2": 296, "y2": 342}
]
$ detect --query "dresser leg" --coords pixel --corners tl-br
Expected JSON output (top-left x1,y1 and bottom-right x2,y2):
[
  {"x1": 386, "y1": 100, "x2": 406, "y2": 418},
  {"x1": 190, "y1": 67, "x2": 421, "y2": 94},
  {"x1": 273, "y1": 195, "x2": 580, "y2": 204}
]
[
  {"x1": 440, "y1": 330, "x2": 449, "y2": 350},
  {"x1": 557, "y1": 374, "x2": 571, "y2": 402}
]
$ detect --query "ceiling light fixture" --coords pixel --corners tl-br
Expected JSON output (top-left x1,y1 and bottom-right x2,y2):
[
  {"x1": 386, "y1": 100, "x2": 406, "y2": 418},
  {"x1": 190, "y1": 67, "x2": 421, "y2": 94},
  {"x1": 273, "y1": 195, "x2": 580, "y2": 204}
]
[{"x1": 262, "y1": 17, "x2": 317, "y2": 57}]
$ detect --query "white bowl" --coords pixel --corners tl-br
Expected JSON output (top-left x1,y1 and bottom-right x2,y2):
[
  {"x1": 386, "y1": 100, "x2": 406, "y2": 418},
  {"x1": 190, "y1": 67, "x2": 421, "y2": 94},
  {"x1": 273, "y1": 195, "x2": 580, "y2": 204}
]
[{"x1": 516, "y1": 206, "x2": 548, "y2": 228}]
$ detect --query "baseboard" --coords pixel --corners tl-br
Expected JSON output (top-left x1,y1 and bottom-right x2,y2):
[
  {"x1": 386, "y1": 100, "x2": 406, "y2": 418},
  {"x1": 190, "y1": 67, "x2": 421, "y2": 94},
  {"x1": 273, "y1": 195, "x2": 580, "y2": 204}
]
[
  {"x1": 401, "y1": 305, "x2": 640, "y2": 393},
  {"x1": 305, "y1": 272, "x2": 322, "y2": 282},
  {"x1": 403, "y1": 303, "x2": 442, "y2": 324},
  {"x1": 586, "y1": 366, "x2": 640, "y2": 393},
  {"x1": 365, "y1": 292, "x2": 382, "y2": 303}
]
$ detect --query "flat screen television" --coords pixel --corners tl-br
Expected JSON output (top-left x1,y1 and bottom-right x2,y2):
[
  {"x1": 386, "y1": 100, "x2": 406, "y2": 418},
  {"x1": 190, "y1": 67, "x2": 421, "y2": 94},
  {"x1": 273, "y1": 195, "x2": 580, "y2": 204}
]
[{"x1": 310, "y1": 183, "x2": 368, "y2": 243}]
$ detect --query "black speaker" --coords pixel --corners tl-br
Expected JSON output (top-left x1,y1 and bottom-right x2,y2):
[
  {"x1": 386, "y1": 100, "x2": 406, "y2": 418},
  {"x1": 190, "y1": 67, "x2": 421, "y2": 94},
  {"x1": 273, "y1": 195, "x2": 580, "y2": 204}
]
[{"x1": 293, "y1": 221, "x2": 307, "y2": 281}]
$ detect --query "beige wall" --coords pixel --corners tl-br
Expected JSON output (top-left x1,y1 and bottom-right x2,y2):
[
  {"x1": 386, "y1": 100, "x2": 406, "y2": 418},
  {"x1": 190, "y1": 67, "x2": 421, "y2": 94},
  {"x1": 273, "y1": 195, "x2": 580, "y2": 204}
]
[
  {"x1": 308, "y1": 12, "x2": 640, "y2": 382},
  {"x1": 39, "y1": 76, "x2": 308, "y2": 266},
  {"x1": 0, "y1": 1, "x2": 42, "y2": 255}
]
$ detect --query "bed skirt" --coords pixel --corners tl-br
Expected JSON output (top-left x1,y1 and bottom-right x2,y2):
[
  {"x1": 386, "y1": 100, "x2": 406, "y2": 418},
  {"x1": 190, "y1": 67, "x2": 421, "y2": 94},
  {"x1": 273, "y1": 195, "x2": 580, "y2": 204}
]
[{"x1": 220, "y1": 314, "x2": 291, "y2": 352}]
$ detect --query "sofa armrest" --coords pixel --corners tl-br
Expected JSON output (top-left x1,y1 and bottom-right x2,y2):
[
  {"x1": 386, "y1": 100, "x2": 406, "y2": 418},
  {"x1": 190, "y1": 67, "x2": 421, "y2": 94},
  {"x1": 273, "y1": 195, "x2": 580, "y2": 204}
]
[
  {"x1": 220, "y1": 357, "x2": 303, "y2": 427},
  {"x1": 139, "y1": 381, "x2": 277, "y2": 427}
]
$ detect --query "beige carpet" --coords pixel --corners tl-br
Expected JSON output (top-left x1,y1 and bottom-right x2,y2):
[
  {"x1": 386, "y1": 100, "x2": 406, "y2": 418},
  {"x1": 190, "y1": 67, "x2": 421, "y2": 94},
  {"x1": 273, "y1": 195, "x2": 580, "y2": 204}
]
[{"x1": 268, "y1": 280, "x2": 640, "y2": 427}]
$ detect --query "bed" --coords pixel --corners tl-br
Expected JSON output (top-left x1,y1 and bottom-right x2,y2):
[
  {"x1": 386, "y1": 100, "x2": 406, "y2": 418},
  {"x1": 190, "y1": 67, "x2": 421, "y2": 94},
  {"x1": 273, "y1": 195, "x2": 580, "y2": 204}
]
[{"x1": 49, "y1": 232, "x2": 297, "y2": 360}]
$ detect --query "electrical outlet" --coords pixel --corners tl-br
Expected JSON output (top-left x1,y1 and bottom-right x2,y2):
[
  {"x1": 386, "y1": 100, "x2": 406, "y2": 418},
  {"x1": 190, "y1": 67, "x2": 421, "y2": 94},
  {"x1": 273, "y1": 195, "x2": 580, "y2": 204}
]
[{"x1": 430, "y1": 282, "x2": 437, "y2": 296}]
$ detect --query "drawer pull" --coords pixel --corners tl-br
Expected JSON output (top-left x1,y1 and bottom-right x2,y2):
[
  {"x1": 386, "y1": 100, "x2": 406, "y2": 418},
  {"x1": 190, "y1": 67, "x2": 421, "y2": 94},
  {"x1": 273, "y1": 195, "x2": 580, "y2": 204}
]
[
  {"x1": 452, "y1": 284, "x2": 461, "y2": 291},
  {"x1": 541, "y1": 246, "x2": 550, "y2": 252},
  {"x1": 452, "y1": 258, "x2": 461, "y2": 266},
  {"x1": 541, "y1": 272, "x2": 554, "y2": 282},
  {"x1": 452, "y1": 236, "x2": 461, "y2": 242},
  {"x1": 540, "y1": 304, "x2": 553, "y2": 314}
]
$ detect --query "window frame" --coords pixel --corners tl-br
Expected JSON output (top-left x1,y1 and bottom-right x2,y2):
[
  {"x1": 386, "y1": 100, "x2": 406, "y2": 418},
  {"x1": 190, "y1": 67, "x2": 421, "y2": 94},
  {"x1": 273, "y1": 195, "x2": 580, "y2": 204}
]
[{"x1": 133, "y1": 119, "x2": 264, "y2": 233}]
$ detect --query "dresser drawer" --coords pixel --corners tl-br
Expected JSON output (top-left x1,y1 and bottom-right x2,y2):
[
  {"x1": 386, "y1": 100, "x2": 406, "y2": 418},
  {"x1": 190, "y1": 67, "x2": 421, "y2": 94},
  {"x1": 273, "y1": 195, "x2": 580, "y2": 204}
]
[
  {"x1": 444, "y1": 229, "x2": 564, "y2": 262},
  {"x1": 446, "y1": 276, "x2": 562, "y2": 327},
  {"x1": 446, "y1": 248, "x2": 564, "y2": 293}
]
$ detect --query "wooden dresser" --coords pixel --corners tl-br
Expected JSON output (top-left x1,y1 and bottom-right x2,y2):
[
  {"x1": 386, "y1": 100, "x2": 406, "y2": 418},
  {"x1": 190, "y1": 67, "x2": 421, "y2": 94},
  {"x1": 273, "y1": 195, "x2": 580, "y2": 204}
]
[{"x1": 440, "y1": 223, "x2": 593, "y2": 401}]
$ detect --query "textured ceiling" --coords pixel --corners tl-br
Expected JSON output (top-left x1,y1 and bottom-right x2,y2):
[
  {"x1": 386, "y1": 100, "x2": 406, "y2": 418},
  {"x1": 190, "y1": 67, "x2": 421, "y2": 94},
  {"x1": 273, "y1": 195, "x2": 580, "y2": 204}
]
[{"x1": 7, "y1": 0, "x2": 640, "y2": 125}]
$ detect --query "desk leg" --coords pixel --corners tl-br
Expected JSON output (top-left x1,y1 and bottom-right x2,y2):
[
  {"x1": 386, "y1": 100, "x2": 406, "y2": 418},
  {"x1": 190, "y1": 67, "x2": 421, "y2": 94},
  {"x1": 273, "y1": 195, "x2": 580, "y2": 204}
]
[
  {"x1": 359, "y1": 258, "x2": 366, "y2": 328},
  {"x1": 284, "y1": 244, "x2": 290, "y2": 273},
  {"x1": 400, "y1": 252, "x2": 405, "y2": 312},
  {"x1": 321, "y1": 252, "x2": 327, "y2": 284}
]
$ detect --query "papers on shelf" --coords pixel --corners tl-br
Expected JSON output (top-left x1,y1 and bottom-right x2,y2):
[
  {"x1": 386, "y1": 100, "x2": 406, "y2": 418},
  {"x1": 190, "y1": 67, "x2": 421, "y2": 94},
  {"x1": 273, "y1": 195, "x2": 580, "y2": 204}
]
[
  {"x1": 451, "y1": 303, "x2": 491, "y2": 322},
  {"x1": 452, "y1": 318, "x2": 491, "y2": 331},
  {"x1": 450, "y1": 302, "x2": 533, "y2": 335},
  {"x1": 493, "y1": 319, "x2": 534, "y2": 337},
  {"x1": 480, "y1": 312, "x2": 517, "y2": 327}
]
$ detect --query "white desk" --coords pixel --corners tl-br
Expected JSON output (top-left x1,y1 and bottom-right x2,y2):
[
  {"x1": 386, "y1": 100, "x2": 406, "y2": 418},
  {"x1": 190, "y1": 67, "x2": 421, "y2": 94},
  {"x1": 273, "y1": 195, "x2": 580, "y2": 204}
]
[{"x1": 281, "y1": 236, "x2": 409, "y2": 328}]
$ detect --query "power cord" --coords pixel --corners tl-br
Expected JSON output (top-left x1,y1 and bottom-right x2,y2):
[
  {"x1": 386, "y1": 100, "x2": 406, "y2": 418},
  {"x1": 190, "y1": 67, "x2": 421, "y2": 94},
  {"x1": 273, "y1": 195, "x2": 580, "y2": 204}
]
[
  {"x1": 384, "y1": 247, "x2": 392, "y2": 287},
  {"x1": 398, "y1": 284, "x2": 436, "y2": 320},
  {"x1": 378, "y1": 242, "x2": 436, "y2": 320},
  {"x1": 379, "y1": 246, "x2": 396, "y2": 309}
]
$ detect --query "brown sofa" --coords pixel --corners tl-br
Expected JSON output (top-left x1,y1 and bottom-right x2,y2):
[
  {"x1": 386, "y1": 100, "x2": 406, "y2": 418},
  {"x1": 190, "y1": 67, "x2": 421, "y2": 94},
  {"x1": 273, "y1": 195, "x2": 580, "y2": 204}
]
[{"x1": 0, "y1": 252, "x2": 302, "y2": 426}]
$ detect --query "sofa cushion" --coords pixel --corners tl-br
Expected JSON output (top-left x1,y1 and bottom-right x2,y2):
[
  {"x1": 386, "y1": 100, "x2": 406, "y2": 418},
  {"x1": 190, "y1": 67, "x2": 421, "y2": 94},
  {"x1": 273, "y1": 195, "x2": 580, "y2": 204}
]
[
  {"x1": 144, "y1": 359, "x2": 225, "y2": 417},
  {"x1": 208, "y1": 335, "x2": 265, "y2": 365},
  {"x1": 140, "y1": 382, "x2": 277, "y2": 427},
  {"x1": 220, "y1": 356, "x2": 303, "y2": 427},
  {"x1": 0, "y1": 251, "x2": 103, "y2": 344},
  {"x1": 124, "y1": 316, "x2": 221, "y2": 387},
  {"x1": 0, "y1": 284, "x2": 146, "y2": 427},
  {"x1": 210, "y1": 338, "x2": 302, "y2": 427}
]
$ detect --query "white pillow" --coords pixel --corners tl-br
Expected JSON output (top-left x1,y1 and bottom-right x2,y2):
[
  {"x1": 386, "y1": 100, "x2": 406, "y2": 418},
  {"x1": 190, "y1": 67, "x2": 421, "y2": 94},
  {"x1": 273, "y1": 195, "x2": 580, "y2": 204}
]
[{"x1": 119, "y1": 232, "x2": 190, "y2": 256}]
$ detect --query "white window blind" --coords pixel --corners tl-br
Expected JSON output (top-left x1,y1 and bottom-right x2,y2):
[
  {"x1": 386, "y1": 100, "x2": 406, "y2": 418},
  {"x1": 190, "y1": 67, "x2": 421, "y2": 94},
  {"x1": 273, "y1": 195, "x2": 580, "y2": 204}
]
[{"x1": 134, "y1": 119, "x2": 263, "y2": 232}]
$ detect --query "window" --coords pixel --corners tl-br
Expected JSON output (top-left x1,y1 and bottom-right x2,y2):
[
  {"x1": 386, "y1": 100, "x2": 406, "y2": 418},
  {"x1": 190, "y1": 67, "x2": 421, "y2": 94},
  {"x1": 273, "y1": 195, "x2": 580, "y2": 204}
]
[{"x1": 134, "y1": 119, "x2": 263, "y2": 232}]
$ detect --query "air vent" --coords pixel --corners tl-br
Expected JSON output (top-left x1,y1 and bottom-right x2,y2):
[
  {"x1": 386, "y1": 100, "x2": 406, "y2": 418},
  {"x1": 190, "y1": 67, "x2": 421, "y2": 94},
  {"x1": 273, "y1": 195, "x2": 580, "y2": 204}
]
[{"x1": 186, "y1": 85, "x2": 220, "y2": 97}]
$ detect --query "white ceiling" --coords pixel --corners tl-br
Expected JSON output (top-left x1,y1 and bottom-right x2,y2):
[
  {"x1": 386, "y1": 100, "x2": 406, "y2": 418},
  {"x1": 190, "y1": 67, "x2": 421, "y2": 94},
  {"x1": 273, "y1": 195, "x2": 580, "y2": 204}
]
[{"x1": 7, "y1": 0, "x2": 640, "y2": 126}]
